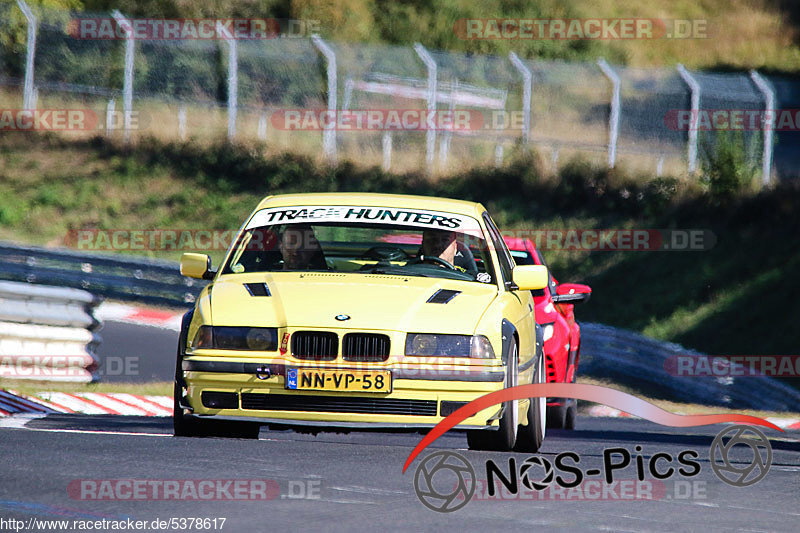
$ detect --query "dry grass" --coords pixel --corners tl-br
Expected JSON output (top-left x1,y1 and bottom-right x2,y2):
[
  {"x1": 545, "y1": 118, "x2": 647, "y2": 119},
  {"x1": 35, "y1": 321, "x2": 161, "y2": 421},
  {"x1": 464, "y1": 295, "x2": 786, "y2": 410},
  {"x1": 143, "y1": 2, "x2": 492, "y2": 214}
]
[{"x1": 1, "y1": 380, "x2": 172, "y2": 397}]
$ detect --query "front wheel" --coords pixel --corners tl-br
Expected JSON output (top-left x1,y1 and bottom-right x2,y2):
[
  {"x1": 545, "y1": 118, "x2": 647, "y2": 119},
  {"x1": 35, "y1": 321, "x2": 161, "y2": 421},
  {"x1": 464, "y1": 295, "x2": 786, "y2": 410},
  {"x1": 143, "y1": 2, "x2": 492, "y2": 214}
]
[
  {"x1": 173, "y1": 325, "x2": 259, "y2": 439},
  {"x1": 515, "y1": 354, "x2": 546, "y2": 452},
  {"x1": 467, "y1": 342, "x2": 518, "y2": 451},
  {"x1": 173, "y1": 378, "x2": 260, "y2": 439}
]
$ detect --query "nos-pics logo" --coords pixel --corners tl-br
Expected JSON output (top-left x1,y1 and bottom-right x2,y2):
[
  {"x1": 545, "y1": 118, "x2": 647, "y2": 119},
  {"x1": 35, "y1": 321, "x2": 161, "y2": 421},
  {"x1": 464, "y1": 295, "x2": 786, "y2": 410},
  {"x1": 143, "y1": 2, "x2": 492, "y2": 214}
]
[{"x1": 413, "y1": 425, "x2": 772, "y2": 512}]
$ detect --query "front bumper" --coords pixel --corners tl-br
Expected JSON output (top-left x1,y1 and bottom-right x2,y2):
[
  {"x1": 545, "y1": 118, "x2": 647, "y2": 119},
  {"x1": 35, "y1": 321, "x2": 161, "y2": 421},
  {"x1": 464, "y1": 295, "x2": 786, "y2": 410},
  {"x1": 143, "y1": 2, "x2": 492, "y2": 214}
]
[{"x1": 180, "y1": 357, "x2": 508, "y2": 429}]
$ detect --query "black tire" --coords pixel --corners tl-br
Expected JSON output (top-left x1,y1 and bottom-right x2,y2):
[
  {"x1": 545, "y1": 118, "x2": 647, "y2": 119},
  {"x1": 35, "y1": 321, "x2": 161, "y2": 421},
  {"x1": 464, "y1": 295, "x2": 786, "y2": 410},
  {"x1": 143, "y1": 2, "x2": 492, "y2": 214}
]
[
  {"x1": 467, "y1": 341, "x2": 518, "y2": 451},
  {"x1": 172, "y1": 377, "x2": 197, "y2": 437},
  {"x1": 564, "y1": 402, "x2": 577, "y2": 430},
  {"x1": 173, "y1": 313, "x2": 195, "y2": 437},
  {"x1": 173, "y1": 316, "x2": 259, "y2": 439},
  {"x1": 515, "y1": 353, "x2": 546, "y2": 452},
  {"x1": 547, "y1": 403, "x2": 567, "y2": 429}
]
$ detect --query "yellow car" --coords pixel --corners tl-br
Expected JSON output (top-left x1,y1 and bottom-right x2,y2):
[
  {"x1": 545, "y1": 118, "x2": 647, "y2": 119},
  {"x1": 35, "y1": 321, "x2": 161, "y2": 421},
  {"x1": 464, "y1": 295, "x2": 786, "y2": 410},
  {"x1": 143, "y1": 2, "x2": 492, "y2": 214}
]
[{"x1": 175, "y1": 192, "x2": 549, "y2": 451}]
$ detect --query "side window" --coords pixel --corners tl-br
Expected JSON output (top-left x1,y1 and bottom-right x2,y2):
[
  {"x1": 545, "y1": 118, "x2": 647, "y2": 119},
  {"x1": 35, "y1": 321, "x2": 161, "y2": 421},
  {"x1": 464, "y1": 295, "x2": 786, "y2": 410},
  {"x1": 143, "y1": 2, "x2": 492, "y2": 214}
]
[{"x1": 482, "y1": 213, "x2": 515, "y2": 289}]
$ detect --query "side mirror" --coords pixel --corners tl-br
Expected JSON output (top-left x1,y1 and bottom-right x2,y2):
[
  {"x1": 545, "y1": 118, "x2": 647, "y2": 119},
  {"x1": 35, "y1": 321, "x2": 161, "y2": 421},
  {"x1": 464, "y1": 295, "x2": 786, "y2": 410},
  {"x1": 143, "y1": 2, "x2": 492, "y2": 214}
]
[
  {"x1": 181, "y1": 253, "x2": 216, "y2": 280},
  {"x1": 552, "y1": 283, "x2": 591, "y2": 304},
  {"x1": 512, "y1": 265, "x2": 548, "y2": 291}
]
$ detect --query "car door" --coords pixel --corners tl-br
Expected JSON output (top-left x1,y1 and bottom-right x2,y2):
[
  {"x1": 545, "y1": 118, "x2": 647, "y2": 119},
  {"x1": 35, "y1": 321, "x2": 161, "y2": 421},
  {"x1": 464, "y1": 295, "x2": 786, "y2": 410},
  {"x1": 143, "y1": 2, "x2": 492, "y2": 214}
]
[{"x1": 482, "y1": 213, "x2": 537, "y2": 378}]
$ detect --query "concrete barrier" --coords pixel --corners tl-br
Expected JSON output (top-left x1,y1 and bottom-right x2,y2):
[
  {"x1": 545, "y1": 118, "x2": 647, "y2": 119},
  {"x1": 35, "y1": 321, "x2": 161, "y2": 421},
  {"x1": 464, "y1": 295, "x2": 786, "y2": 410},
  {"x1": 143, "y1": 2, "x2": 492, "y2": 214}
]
[{"x1": 0, "y1": 281, "x2": 102, "y2": 383}]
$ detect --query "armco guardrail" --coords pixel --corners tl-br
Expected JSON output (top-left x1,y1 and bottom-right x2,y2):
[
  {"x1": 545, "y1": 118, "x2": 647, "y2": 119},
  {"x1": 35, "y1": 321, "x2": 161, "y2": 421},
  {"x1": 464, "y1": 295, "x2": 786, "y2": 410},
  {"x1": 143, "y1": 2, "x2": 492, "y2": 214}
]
[
  {"x1": 0, "y1": 241, "x2": 203, "y2": 307},
  {"x1": 0, "y1": 281, "x2": 102, "y2": 382},
  {"x1": 580, "y1": 322, "x2": 800, "y2": 411}
]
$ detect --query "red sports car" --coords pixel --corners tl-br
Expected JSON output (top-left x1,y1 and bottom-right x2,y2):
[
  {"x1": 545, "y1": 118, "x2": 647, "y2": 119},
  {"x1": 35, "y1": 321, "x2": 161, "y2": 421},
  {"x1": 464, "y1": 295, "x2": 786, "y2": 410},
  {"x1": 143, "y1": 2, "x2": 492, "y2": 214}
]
[{"x1": 504, "y1": 236, "x2": 591, "y2": 429}]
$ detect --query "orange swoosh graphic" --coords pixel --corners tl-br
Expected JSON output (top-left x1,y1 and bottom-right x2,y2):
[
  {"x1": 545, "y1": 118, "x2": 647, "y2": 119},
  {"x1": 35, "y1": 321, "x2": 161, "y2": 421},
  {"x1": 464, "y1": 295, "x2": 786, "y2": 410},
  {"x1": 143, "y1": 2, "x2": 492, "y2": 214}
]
[{"x1": 402, "y1": 383, "x2": 783, "y2": 473}]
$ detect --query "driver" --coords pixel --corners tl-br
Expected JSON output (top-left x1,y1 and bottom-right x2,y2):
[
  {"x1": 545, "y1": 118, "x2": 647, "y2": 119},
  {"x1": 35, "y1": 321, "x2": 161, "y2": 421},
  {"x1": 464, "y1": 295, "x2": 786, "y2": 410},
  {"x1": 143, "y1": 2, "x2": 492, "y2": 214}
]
[
  {"x1": 420, "y1": 229, "x2": 467, "y2": 272},
  {"x1": 279, "y1": 224, "x2": 327, "y2": 270}
]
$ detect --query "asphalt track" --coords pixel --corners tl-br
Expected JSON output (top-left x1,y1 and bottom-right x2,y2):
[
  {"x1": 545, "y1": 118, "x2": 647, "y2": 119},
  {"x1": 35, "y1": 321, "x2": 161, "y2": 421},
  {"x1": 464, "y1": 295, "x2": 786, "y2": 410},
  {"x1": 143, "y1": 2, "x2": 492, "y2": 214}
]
[
  {"x1": 1, "y1": 415, "x2": 798, "y2": 532},
  {"x1": 95, "y1": 321, "x2": 178, "y2": 383}
]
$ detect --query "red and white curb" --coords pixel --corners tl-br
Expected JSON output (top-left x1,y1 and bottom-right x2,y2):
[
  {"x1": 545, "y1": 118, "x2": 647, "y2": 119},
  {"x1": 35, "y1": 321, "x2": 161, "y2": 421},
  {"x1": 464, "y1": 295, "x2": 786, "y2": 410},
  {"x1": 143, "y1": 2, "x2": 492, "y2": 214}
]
[
  {"x1": 95, "y1": 302, "x2": 183, "y2": 331},
  {"x1": 0, "y1": 390, "x2": 172, "y2": 417},
  {"x1": 586, "y1": 404, "x2": 800, "y2": 430},
  {"x1": 4, "y1": 389, "x2": 799, "y2": 428}
]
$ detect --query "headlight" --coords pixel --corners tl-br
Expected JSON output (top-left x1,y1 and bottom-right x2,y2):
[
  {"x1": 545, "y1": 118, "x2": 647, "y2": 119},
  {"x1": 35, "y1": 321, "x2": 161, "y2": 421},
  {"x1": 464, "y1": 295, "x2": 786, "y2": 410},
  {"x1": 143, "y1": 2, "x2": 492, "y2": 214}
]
[
  {"x1": 405, "y1": 334, "x2": 495, "y2": 359},
  {"x1": 541, "y1": 322, "x2": 555, "y2": 342},
  {"x1": 191, "y1": 326, "x2": 278, "y2": 351}
]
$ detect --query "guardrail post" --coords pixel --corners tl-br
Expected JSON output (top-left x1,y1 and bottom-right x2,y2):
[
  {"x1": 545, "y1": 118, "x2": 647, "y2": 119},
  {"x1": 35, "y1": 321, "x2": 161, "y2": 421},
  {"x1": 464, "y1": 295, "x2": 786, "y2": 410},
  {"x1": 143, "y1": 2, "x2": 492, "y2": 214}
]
[
  {"x1": 677, "y1": 64, "x2": 700, "y2": 174},
  {"x1": 216, "y1": 21, "x2": 238, "y2": 140},
  {"x1": 16, "y1": 0, "x2": 37, "y2": 111},
  {"x1": 312, "y1": 35, "x2": 337, "y2": 163},
  {"x1": 597, "y1": 58, "x2": 620, "y2": 169},
  {"x1": 111, "y1": 10, "x2": 135, "y2": 144},
  {"x1": 749, "y1": 70, "x2": 775, "y2": 186},
  {"x1": 509, "y1": 52, "x2": 532, "y2": 145},
  {"x1": 414, "y1": 43, "x2": 437, "y2": 173}
]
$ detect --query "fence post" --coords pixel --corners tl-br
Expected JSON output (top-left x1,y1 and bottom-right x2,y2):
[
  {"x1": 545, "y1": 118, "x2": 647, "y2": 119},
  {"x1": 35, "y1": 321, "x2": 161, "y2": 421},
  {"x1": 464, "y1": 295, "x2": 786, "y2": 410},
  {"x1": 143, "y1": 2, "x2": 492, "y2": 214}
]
[
  {"x1": 258, "y1": 113, "x2": 268, "y2": 141},
  {"x1": 495, "y1": 144, "x2": 504, "y2": 168},
  {"x1": 439, "y1": 80, "x2": 456, "y2": 168},
  {"x1": 178, "y1": 105, "x2": 187, "y2": 140},
  {"x1": 312, "y1": 35, "x2": 337, "y2": 163},
  {"x1": 749, "y1": 70, "x2": 775, "y2": 186},
  {"x1": 342, "y1": 77, "x2": 354, "y2": 110},
  {"x1": 216, "y1": 21, "x2": 237, "y2": 140},
  {"x1": 382, "y1": 132, "x2": 392, "y2": 171},
  {"x1": 414, "y1": 43, "x2": 437, "y2": 173},
  {"x1": 16, "y1": 0, "x2": 37, "y2": 111},
  {"x1": 105, "y1": 99, "x2": 115, "y2": 136},
  {"x1": 677, "y1": 64, "x2": 700, "y2": 174},
  {"x1": 597, "y1": 58, "x2": 620, "y2": 169},
  {"x1": 111, "y1": 10, "x2": 134, "y2": 144},
  {"x1": 509, "y1": 51, "x2": 532, "y2": 145}
]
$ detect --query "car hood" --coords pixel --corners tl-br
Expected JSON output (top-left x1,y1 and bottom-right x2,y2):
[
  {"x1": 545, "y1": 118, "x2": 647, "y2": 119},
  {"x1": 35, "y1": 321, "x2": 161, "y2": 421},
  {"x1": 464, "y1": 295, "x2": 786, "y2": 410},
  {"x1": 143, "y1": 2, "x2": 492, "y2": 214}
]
[{"x1": 206, "y1": 272, "x2": 498, "y2": 334}]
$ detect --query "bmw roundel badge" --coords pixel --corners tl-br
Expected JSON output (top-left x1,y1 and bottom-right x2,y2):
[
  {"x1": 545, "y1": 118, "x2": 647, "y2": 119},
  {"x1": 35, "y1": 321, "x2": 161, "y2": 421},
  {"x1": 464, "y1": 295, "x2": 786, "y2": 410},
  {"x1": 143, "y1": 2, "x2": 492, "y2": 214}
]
[{"x1": 335, "y1": 314, "x2": 351, "y2": 321}]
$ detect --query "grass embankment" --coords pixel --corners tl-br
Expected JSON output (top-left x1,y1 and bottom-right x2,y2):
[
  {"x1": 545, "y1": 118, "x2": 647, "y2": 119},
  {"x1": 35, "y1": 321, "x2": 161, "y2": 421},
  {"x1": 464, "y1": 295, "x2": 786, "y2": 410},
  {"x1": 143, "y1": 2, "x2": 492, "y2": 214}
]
[
  {"x1": 76, "y1": 0, "x2": 800, "y2": 72},
  {"x1": 1, "y1": 380, "x2": 172, "y2": 397},
  {"x1": 2, "y1": 132, "x2": 799, "y2": 361}
]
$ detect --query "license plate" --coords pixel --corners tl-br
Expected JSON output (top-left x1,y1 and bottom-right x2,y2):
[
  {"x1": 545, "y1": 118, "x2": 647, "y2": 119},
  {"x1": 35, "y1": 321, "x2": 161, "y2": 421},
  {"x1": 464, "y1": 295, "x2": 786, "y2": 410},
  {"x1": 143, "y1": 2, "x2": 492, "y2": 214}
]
[{"x1": 286, "y1": 368, "x2": 391, "y2": 393}]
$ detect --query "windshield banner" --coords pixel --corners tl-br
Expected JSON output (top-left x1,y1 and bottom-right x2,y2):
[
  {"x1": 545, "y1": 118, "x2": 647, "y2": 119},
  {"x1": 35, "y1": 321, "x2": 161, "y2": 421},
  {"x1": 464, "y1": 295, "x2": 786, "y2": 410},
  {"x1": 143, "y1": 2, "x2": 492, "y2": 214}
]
[{"x1": 246, "y1": 206, "x2": 484, "y2": 234}]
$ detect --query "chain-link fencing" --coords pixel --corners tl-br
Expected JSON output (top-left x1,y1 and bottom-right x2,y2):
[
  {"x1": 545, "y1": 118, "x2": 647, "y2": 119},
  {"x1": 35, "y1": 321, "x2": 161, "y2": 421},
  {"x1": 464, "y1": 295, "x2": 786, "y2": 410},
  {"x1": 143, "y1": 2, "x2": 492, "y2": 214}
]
[{"x1": 0, "y1": 0, "x2": 785, "y2": 181}]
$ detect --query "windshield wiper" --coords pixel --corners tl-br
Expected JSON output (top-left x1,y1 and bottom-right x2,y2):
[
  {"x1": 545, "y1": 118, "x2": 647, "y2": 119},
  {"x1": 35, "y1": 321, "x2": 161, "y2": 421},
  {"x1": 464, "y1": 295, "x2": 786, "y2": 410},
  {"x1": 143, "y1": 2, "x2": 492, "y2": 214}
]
[{"x1": 365, "y1": 267, "x2": 430, "y2": 278}]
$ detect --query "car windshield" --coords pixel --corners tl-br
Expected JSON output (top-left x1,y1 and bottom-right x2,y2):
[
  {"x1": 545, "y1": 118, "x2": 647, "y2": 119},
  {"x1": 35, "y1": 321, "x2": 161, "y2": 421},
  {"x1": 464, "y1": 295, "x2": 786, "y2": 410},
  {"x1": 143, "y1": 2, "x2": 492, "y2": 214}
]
[{"x1": 222, "y1": 205, "x2": 496, "y2": 284}]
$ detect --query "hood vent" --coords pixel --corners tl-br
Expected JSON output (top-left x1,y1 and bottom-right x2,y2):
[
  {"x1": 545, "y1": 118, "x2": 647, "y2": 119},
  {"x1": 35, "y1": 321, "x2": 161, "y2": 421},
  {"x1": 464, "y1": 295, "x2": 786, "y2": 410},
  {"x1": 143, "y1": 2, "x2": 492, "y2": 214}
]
[
  {"x1": 426, "y1": 289, "x2": 461, "y2": 304},
  {"x1": 244, "y1": 282, "x2": 271, "y2": 297}
]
